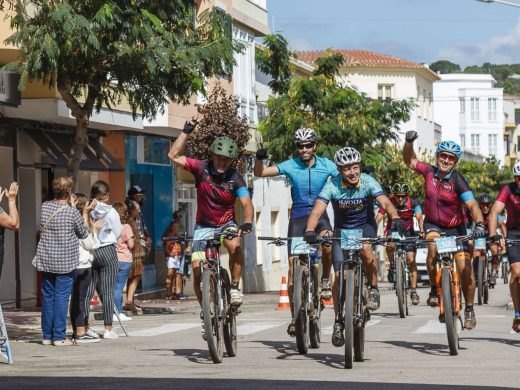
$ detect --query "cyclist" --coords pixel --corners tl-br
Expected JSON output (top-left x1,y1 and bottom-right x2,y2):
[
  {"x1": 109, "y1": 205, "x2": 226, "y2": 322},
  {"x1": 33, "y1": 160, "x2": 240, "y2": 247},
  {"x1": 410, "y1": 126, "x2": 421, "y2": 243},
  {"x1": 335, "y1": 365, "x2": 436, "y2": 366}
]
[
  {"x1": 168, "y1": 120, "x2": 254, "y2": 338},
  {"x1": 305, "y1": 147, "x2": 406, "y2": 346},
  {"x1": 488, "y1": 161, "x2": 520, "y2": 333},
  {"x1": 375, "y1": 182, "x2": 424, "y2": 305},
  {"x1": 403, "y1": 131, "x2": 484, "y2": 330},
  {"x1": 255, "y1": 128, "x2": 337, "y2": 337},
  {"x1": 476, "y1": 194, "x2": 507, "y2": 286}
]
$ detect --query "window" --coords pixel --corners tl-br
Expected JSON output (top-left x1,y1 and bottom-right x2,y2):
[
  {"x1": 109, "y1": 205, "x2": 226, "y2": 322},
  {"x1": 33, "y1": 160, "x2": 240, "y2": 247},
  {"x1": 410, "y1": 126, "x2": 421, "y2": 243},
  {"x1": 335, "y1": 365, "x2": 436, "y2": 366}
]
[
  {"x1": 515, "y1": 109, "x2": 520, "y2": 125},
  {"x1": 378, "y1": 84, "x2": 393, "y2": 101},
  {"x1": 470, "y1": 134, "x2": 480, "y2": 153},
  {"x1": 459, "y1": 98, "x2": 465, "y2": 113},
  {"x1": 488, "y1": 134, "x2": 497, "y2": 156},
  {"x1": 488, "y1": 98, "x2": 497, "y2": 121},
  {"x1": 471, "y1": 98, "x2": 480, "y2": 121},
  {"x1": 460, "y1": 135, "x2": 465, "y2": 148}
]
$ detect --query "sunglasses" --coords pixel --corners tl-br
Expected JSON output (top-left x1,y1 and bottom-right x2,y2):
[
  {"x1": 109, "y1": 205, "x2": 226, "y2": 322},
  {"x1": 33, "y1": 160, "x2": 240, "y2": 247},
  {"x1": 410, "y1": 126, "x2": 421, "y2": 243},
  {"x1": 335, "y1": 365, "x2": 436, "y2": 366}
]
[
  {"x1": 296, "y1": 143, "x2": 315, "y2": 150},
  {"x1": 438, "y1": 152, "x2": 457, "y2": 162},
  {"x1": 396, "y1": 195, "x2": 407, "y2": 199}
]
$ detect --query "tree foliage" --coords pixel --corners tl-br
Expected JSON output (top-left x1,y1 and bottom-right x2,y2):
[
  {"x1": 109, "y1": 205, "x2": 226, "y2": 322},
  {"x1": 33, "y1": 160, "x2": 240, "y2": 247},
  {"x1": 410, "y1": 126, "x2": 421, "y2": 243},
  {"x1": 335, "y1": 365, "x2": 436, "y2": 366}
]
[
  {"x1": 457, "y1": 157, "x2": 513, "y2": 197},
  {"x1": 1, "y1": 0, "x2": 239, "y2": 181},
  {"x1": 187, "y1": 82, "x2": 250, "y2": 171},
  {"x1": 255, "y1": 33, "x2": 293, "y2": 95},
  {"x1": 257, "y1": 38, "x2": 414, "y2": 163},
  {"x1": 429, "y1": 60, "x2": 461, "y2": 74}
]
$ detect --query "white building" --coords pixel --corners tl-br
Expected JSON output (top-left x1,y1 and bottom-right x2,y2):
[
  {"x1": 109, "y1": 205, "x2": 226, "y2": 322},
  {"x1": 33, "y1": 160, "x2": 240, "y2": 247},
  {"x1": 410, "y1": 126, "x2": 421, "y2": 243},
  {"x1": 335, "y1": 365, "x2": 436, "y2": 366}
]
[
  {"x1": 296, "y1": 50, "x2": 440, "y2": 153},
  {"x1": 433, "y1": 74, "x2": 504, "y2": 164}
]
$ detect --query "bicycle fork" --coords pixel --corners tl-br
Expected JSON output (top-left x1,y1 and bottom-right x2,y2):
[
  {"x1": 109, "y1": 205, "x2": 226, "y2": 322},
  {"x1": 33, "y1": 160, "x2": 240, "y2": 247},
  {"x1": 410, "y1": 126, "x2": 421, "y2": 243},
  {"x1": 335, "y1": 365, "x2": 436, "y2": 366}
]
[{"x1": 436, "y1": 261, "x2": 462, "y2": 318}]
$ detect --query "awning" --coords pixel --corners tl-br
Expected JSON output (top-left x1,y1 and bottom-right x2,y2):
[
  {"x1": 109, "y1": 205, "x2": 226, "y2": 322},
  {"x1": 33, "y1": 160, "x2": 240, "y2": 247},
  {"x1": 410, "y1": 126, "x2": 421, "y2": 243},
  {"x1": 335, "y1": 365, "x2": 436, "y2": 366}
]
[
  {"x1": 50, "y1": 133, "x2": 108, "y2": 172},
  {"x1": 24, "y1": 130, "x2": 69, "y2": 167},
  {"x1": 88, "y1": 137, "x2": 124, "y2": 171}
]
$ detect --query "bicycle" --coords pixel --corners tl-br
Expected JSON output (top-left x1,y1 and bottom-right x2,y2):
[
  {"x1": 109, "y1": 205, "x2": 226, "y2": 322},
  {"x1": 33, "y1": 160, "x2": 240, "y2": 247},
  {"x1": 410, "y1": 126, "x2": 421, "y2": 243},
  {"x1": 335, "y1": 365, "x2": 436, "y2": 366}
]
[
  {"x1": 473, "y1": 237, "x2": 490, "y2": 305},
  {"x1": 502, "y1": 253, "x2": 509, "y2": 284},
  {"x1": 257, "y1": 236, "x2": 323, "y2": 354},
  {"x1": 191, "y1": 228, "x2": 241, "y2": 364}
]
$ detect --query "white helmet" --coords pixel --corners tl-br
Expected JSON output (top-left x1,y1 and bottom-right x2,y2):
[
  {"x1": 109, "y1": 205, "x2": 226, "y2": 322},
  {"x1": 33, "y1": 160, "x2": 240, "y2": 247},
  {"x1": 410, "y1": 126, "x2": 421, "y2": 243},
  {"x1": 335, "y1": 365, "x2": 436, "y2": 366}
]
[
  {"x1": 334, "y1": 147, "x2": 362, "y2": 166},
  {"x1": 513, "y1": 160, "x2": 520, "y2": 176},
  {"x1": 294, "y1": 128, "x2": 317, "y2": 143}
]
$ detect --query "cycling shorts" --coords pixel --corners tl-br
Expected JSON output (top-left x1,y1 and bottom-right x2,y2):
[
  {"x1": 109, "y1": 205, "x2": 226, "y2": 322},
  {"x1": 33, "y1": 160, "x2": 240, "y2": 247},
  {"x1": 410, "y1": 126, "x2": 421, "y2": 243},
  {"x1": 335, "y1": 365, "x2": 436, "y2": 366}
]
[
  {"x1": 386, "y1": 228, "x2": 417, "y2": 253},
  {"x1": 332, "y1": 222, "x2": 377, "y2": 272},
  {"x1": 191, "y1": 221, "x2": 238, "y2": 262},
  {"x1": 424, "y1": 221, "x2": 468, "y2": 252},
  {"x1": 287, "y1": 212, "x2": 332, "y2": 257},
  {"x1": 506, "y1": 229, "x2": 520, "y2": 264}
]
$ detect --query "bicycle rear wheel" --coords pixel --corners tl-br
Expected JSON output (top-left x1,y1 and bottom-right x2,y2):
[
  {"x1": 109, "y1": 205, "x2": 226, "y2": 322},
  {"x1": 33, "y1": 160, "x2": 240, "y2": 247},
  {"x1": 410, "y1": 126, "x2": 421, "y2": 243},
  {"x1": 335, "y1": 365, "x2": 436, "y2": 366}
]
[
  {"x1": 396, "y1": 255, "x2": 406, "y2": 318},
  {"x1": 502, "y1": 260, "x2": 509, "y2": 284},
  {"x1": 344, "y1": 269, "x2": 355, "y2": 369},
  {"x1": 222, "y1": 269, "x2": 237, "y2": 357},
  {"x1": 475, "y1": 256, "x2": 484, "y2": 306},
  {"x1": 309, "y1": 266, "x2": 321, "y2": 349},
  {"x1": 202, "y1": 269, "x2": 224, "y2": 363},
  {"x1": 293, "y1": 262, "x2": 309, "y2": 355},
  {"x1": 441, "y1": 267, "x2": 458, "y2": 356}
]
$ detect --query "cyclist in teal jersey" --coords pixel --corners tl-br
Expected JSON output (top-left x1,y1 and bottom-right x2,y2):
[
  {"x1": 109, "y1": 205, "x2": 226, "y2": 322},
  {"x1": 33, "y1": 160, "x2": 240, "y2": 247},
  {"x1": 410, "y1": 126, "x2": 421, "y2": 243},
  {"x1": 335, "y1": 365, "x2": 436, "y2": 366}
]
[
  {"x1": 305, "y1": 146, "x2": 406, "y2": 347},
  {"x1": 255, "y1": 128, "x2": 338, "y2": 337}
]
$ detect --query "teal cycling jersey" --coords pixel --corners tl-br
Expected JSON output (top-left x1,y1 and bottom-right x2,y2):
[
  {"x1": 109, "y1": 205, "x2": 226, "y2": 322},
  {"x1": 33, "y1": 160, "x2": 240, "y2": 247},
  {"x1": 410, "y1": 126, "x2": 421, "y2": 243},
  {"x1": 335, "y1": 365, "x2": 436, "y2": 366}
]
[
  {"x1": 277, "y1": 156, "x2": 338, "y2": 218},
  {"x1": 318, "y1": 173, "x2": 385, "y2": 228}
]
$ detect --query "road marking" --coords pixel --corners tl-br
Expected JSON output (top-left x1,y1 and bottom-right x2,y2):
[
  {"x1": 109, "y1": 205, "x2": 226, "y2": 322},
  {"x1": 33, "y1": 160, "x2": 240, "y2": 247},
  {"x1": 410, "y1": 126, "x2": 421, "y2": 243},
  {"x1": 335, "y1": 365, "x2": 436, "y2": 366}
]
[
  {"x1": 413, "y1": 320, "x2": 447, "y2": 334},
  {"x1": 131, "y1": 323, "x2": 199, "y2": 337},
  {"x1": 322, "y1": 320, "x2": 381, "y2": 335},
  {"x1": 237, "y1": 322, "x2": 286, "y2": 336}
]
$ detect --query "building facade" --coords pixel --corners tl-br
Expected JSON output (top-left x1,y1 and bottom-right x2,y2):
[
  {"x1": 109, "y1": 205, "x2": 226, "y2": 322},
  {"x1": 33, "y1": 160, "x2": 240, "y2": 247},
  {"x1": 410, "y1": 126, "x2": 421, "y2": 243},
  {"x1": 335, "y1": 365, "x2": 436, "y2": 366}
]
[{"x1": 503, "y1": 94, "x2": 520, "y2": 167}]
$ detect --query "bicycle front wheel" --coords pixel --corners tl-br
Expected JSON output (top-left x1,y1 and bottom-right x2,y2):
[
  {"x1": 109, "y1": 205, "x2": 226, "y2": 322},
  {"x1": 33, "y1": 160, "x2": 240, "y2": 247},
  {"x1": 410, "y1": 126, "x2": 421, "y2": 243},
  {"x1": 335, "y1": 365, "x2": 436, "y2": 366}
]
[
  {"x1": 293, "y1": 262, "x2": 309, "y2": 355},
  {"x1": 344, "y1": 269, "x2": 355, "y2": 369},
  {"x1": 222, "y1": 269, "x2": 237, "y2": 357},
  {"x1": 441, "y1": 267, "x2": 458, "y2": 356},
  {"x1": 354, "y1": 280, "x2": 367, "y2": 362},
  {"x1": 502, "y1": 260, "x2": 509, "y2": 284},
  {"x1": 202, "y1": 269, "x2": 224, "y2": 363},
  {"x1": 396, "y1": 255, "x2": 406, "y2": 318},
  {"x1": 309, "y1": 266, "x2": 321, "y2": 349},
  {"x1": 475, "y1": 256, "x2": 484, "y2": 306}
]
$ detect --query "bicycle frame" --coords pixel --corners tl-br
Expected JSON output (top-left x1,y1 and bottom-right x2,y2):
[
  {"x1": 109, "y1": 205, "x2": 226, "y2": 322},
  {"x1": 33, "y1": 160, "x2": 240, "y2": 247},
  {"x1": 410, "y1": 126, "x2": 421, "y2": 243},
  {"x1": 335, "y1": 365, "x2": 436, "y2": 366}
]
[{"x1": 337, "y1": 250, "x2": 365, "y2": 327}]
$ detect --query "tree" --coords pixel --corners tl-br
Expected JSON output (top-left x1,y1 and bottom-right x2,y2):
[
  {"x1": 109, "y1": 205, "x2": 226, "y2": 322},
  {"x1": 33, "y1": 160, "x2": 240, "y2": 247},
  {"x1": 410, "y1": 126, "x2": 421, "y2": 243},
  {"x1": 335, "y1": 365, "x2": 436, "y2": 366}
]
[
  {"x1": 430, "y1": 60, "x2": 461, "y2": 74},
  {"x1": 187, "y1": 82, "x2": 250, "y2": 171},
  {"x1": 256, "y1": 38, "x2": 414, "y2": 163},
  {"x1": 457, "y1": 157, "x2": 513, "y2": 197},
  {"x1": 2, "y1": 0, "x2": 239, "y2": 181}
]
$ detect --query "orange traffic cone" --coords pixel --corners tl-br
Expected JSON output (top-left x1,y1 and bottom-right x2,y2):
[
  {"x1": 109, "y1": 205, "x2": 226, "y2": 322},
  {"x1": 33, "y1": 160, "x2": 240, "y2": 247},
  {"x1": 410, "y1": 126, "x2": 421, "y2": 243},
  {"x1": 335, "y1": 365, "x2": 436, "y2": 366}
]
[
  {"x1": 276, "y1": 276, "x2": 291, "y2": 310},
  {"x1": 321, "y1": 296, "x2": 333, "y2": 306}
]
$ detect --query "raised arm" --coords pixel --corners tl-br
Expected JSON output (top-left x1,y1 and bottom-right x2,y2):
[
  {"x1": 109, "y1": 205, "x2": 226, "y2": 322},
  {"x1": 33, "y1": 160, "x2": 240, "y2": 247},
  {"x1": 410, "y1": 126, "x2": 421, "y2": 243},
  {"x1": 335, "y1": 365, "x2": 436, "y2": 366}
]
[
  {"x1": 0, "y1": 183, "x2": 19, "y2": 230},
  {"x1": 403, "y1": 131, "x2": 419, "y2": 170},
  {"x1": 254, "y1": 148, "x2": 281, "y2": 177},
  {"x1": 168, "y1": 120, "x2": 197, "y2": 168}
]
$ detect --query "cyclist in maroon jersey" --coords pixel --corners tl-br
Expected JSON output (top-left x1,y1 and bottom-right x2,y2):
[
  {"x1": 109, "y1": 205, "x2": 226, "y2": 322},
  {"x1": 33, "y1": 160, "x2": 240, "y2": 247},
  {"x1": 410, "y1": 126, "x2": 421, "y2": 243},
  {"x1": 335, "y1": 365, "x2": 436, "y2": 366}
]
[
  {"x1": 375, "y1": 183, "x2": 424, "y2": 305},
  {"x1": 488, "y1": 161, "x2": 520, "y2": 333},
  {"x1": 404, "y1": 131, "x2": 484, "y2": 329},
  {"x1": 168, "y1": 120, "x2": 254, "y2": 339}
]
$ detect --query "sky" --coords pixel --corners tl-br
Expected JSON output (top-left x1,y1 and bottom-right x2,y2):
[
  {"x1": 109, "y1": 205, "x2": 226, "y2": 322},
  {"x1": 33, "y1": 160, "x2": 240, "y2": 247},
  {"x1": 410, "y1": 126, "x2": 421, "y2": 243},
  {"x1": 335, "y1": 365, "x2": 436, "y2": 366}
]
[{"x1": 266, "y1": 0, "x2": 520, "y2": 67}]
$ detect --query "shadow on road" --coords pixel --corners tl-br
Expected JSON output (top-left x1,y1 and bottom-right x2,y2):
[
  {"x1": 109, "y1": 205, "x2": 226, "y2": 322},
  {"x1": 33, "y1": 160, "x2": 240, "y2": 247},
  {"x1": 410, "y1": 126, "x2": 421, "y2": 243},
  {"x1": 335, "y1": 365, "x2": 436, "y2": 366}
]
[
  {"x1": 378, "y1": 340, "x2": 467, "y2": 356},
  {"x1": 172, "y1": 348, "x2": 221, "y2": 364},
  {"x1": 460, "y1": 336, "x2": 520, "y2": 348}
]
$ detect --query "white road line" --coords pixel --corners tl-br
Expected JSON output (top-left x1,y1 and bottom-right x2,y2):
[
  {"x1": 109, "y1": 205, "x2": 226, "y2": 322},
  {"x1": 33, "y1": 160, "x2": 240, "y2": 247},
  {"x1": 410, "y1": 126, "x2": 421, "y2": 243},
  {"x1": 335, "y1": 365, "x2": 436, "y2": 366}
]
[
  {"x1": 413, "y1": 320, "x2": 447, "y2": 334},
  {"x1": 236, "y1": 322, "x2": 286, "y2": 336},
  {"x1": 130, "y1": 323, "x2": 199, "y2": 337}
]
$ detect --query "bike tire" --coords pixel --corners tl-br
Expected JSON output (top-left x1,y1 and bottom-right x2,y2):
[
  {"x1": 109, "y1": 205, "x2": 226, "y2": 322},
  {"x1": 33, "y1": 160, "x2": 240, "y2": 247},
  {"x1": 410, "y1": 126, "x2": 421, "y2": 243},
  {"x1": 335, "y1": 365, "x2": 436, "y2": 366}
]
[
  {"x1": 344, "y1": 269, "x2": 355, "y2": 369},
  {"x1": 441, "y1": 267, "x2": 458, "y2": 356},
  {"x1": 222, "y1": 269, "x2": 237, "y2": 357},
  {"x1": 502, "y1": 261, "x2": 509, "y2": 284},
  {"x1": 396, "y1": 255, "x2": 406, "y2": 318},
  {"x1": 202, "y1": 269, "x2": 224, "y2": 363},
  {"x1": 483, "y1": 262, "x2": 489, "y2": 304},
  {"x1": 309, "y1": 266, "x2": 321, "y2": 349},
  {"x1": 293, "y1": 262, "x2": 309, "y2": 355},
  {"x1": 354, "y1": 282, "x2": 367, "y2": 362},
  {"x1": 476, "y1": 256, "x2": 484, "y2": 306}
]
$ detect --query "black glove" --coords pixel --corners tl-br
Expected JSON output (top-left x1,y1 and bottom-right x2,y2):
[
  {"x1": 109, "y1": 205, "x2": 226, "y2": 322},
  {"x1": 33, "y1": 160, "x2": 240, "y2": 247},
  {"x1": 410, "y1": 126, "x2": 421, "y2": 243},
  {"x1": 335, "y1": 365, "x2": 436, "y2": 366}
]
[
  {"x1": 391, "y1": 218, "x2": 407, "y2": 237},
  {"x1": 304, "y1": 230, "x2": 318, "y2": 244},
  {"x1": 238, "y1": 223, "x2": 252, "y2": 235},
  {"x1": 256, "y1": 148, "x2": 268, "y2": 160},
  {"x1": 405, "y1": 131, "x2": 418, "y2": 143},
  {"x1": 473, "y1": 222, "x2": 486, "y2": 238},
  {"x1": 489, "y1": 234, "x2": 502, "y2": 243},
  {"x1": 183, "y1": 119, "x2": 198, "y2": 134}
]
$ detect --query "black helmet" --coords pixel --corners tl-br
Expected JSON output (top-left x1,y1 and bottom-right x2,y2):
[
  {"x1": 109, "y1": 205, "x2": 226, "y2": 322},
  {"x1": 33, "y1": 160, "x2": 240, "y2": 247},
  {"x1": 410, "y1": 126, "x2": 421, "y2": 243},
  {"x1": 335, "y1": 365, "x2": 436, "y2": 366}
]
[
  {"x1": 391, "y1": 183, "x2": 410, "y2": 195},
  {"x1": 478, "y1": 194, "x2": 493, "y2": 204}
]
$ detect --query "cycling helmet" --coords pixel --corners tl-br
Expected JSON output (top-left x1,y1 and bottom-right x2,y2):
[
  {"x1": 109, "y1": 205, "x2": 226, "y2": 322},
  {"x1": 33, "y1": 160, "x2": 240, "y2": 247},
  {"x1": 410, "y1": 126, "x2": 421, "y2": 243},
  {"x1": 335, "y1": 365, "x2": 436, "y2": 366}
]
[
  {"x1": 334, "y1": 147, "x2": 362, "y2": 166},
  {"x1": 210, "y1": 136, "x2": 238, "y2": 158},
  {"x1": 436, "y1": 141, "x2": 462, "y2": 160},
  {"x1": 513, "y1": 160, "x2": 520, "y2": 176},
  {"x1": 294, "y1": 128, "x2": 317, "y2": 143},
  {"x1": 477, "y1": 194, "x2": 493, "y2": 204},
  {"x1": 391, "y1": 183, "x2": 410, "y2": 195}
]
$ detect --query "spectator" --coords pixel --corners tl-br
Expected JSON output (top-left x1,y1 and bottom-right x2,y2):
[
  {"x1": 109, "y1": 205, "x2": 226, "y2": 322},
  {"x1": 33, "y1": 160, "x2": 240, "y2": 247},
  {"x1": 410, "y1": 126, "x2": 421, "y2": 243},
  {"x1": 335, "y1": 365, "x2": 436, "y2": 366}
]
[
  {"x1": 126, "y1": 185, "x2": 151, "y2": 254},
  {"x1": 162, "y1": 211, "x2": 183, "y2": 300},
  {"x1": 70, "y1": 194, "x2": 103, "y2": 343},
  {"x1": 86, "y1": 180, "x2": 122, "y2": 339},
  {"x1": 124, "y1": 199, "x2": 145, "y2": 315},
  {"x1": 0, "y1": 182, "x2": 19, "y2": 280},
  {"x1": 113, "y1": 202, "x2": 134, "y2": 321},
  {"x1": 32, "y1": 177, "x2": 89, "y2": 346}
]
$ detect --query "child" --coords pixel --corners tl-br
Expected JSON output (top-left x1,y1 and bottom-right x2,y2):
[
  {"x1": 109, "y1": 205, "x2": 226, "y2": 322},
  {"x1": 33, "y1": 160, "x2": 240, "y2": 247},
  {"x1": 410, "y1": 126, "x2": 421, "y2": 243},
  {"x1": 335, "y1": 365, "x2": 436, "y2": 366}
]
[
  {"x1": 113, "y1": 202, "x2": 134, "y2": 321},
  {"x1": 162, "y1": 211, "x2": 183, "y2": 300}
]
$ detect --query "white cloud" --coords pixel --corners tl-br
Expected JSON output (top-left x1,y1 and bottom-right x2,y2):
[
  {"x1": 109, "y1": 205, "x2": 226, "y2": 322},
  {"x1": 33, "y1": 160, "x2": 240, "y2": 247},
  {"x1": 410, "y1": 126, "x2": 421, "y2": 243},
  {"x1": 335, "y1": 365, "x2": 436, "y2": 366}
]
[
  {"x1": 288, "y1": 37, "x2": 314, "y2": 51},
  {"x1": 438, "y1": 16, "x2": 520, "y2": 66}
]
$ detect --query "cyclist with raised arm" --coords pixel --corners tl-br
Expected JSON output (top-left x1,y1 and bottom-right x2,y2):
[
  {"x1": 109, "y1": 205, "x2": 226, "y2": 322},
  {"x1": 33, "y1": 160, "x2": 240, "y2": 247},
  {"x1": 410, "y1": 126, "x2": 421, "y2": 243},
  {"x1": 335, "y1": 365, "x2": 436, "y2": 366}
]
[
  {"x1": 305, "y1": 147, "x2": 406, "y2": 346},
  {"x1": 168, "y1": 120, "x2": 254, "y2": 338},
  {"x1": 375, "y1": 183, "x2": 424, "y2": 305},
  {"x1": 255, "y1": 128, "x2": 337, "y2": 337},
  {"x1": 488, "y1": 161, "x2": 520, "y2": 333},
  {"x1": 476, "y1": 194, "x2": 507, "y2": 286},
  {"x1": 403, "y1": 131, "x2": 484, "y2": 329}
]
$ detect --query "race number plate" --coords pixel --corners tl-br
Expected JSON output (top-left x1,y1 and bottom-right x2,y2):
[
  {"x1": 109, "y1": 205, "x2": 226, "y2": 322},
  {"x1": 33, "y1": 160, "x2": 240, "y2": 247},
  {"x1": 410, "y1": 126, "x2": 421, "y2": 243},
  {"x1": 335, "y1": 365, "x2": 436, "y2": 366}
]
[
  {"x1": 291, "y1": 237, "x2": 311, "y2": 255},
  {"x1": 341, "y1": 229, "x2": 363, "y2": 250},
  {"x1": 435, "y1": 236, "x2": 458, "y2": 254},
  {"x1": 391, "y1": 232, "x2": 403, "y2": 240},
  {"x1": 474, "y1": 238, "x2": 487, "y2": 250},
  {"x1": 193, "y1": 227, "x2": 216, "y2": 241}
]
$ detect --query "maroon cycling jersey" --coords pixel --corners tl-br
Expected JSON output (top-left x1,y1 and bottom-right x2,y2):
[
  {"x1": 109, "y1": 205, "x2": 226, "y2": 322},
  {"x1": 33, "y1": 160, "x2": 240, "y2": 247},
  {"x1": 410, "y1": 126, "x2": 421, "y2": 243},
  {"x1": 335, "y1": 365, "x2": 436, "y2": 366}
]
[
  {"x1": 496, "y1": 183, "x2": 520, "y2": 230},
  {"x1": 184, "y1": 158, "x2": 250, "y2": 227},
  {"x1": 378, "y1": 195, "x2": 422, "y2": 232},
  {"x1": 414, "y1": 161, "x2": 474, "y2": 229}
]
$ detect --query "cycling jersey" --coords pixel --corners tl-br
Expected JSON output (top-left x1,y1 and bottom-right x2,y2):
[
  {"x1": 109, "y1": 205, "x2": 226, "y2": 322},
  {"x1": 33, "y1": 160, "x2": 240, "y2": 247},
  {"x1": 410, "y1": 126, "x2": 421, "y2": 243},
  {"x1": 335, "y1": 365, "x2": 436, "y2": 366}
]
[
  {"x1": 318, "y1": 173, "x2": 384, "y2": 228},
  {"x1": 184, "y1": 158, "x2": 250, "y2": 227},
  {"x1": 482, "y1": 212, "x2": 503, "y2": 234},
  {"x1": 378, "y1": 195, "x2": 422, "y2": 232},
  {"x1": 276, "y1": 156, "x2": 338, "y2": 219},
  {"x1": 496, "y1": 183, "x2": 520, "y2": 230},
  {"x1": 414, "y1": 161, "x2": 474, "y2": 228}
]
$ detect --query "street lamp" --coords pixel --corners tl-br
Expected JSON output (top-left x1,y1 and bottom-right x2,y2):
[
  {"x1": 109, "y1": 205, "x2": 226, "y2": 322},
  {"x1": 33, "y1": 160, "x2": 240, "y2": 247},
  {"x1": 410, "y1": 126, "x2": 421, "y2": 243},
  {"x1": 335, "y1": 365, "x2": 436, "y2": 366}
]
[{"x1": 476, "y1": 0, "x2": 520, "y2": 8}]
